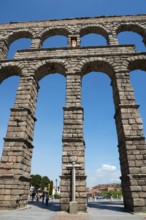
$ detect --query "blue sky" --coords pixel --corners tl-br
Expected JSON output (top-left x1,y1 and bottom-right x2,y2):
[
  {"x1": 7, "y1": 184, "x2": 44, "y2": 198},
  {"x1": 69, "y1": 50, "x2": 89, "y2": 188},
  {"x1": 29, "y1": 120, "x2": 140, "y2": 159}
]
[{"x1": 0, "y1": 0, "x2": 146, "y2": 188}]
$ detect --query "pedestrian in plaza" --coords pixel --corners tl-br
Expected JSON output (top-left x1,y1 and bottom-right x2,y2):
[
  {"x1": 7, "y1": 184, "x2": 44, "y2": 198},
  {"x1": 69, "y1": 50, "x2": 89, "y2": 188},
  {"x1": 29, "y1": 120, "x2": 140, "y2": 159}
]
[
  {"x1": 31, "y1": 189, "x2": 36, "y2": 201},
  {"x1": 41, "y1": 191, "x2": 45, "y2": 204},
  {"x1": 45, "y1": 192, "x2": 49, "y2": 207}
]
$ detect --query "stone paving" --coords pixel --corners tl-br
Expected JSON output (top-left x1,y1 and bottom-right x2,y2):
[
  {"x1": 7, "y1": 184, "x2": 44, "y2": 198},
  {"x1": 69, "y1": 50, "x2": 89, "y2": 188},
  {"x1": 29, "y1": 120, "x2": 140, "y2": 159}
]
[{"x1": 0, "y1": 200, "x2": 146, "y2": 220}]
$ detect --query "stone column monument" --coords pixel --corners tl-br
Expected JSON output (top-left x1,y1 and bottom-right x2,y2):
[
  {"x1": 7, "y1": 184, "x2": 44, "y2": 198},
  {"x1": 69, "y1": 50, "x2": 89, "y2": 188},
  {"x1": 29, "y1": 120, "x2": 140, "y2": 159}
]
[{"x1": 66, "y1": 160, "x2": 82, "y2": 213}]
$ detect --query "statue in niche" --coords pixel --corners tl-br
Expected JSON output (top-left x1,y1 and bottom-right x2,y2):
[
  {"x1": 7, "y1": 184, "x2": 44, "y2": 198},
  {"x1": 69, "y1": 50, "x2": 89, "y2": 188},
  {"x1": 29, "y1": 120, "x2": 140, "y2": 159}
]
[{"x1": 71, "y1": 38, "x2": 77, "y2": 47}]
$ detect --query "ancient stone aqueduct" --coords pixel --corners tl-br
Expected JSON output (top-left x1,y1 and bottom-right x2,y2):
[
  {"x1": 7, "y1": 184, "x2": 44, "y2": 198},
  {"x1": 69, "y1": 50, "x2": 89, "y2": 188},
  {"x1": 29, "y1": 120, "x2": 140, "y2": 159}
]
[{"x1": 0, "y1": 14, "x2": 146, "y2": 212}]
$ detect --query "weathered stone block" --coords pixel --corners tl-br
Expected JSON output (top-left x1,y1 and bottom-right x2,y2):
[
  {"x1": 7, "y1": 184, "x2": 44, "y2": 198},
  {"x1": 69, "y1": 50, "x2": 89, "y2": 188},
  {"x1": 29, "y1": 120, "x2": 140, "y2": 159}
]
[
  {"x1": 69, "y1": 201, "x2": 78, "y2": 214},
  {"x1": 130, "y1": 186, "x2": 142, "y2": 192},
  {"x1": 133, "y1": 198, "x2": 145, "y2": 206}
]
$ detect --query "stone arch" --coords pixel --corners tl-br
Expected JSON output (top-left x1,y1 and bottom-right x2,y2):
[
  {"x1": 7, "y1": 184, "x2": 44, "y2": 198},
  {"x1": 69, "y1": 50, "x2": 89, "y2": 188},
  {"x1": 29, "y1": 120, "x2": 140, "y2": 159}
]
[
  {"x1": 40, "y1": 28, "x2": 70, "y2": 46},
  {"x1": 116, "y1": 23, "x2": 146, "y2": 45},
  {"x1": 81, "y1": 58, "x2": 115, "y2": 79},
  {"x1": 127, "y1": 57, "x2": 146, "y2": 72},
  {"x1": 80, "y1": 25, "x2": 109, "y2": 44},
  {"x1": 122, "y1": 55, "x2": 146, "y2": 73},
  {"x1": 6, "y1": 30, "x2": 33, "y2": 46},
  {"x1": 0, "y1": 63, "x2": 22, "y2": 83},
  {"x1": 5, "y1": 31, "x2": 33, "y2": 59},
  {"x1": 34, "y1": 61, "x2": 67, "y2": 81}
]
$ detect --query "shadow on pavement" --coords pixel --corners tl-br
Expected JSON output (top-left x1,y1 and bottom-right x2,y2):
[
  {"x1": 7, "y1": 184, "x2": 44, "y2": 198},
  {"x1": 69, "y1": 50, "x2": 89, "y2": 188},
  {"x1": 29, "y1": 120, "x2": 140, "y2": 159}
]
[
  {"x1": 28, "y1": 199, "x2": 125, "y2": 214},
  {"x1": 28, "y1": 200, "x2": 60, "y2": 212},
  {"x1": 88, "y1": 200, "x2": 126, "y2": 213}
]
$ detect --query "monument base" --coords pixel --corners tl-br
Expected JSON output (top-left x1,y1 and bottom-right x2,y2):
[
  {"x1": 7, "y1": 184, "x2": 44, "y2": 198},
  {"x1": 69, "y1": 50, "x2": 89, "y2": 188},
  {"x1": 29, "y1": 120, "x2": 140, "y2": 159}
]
[{"x1": 69, "y1": 201, "x2": 78, "y2": 214}]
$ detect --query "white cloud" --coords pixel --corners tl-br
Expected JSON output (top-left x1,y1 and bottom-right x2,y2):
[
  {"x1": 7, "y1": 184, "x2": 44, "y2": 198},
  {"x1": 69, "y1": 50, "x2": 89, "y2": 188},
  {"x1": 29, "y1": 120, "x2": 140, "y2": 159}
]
[
  {"x1": 86, "y1": 164, "x2": 121, "y2": 187},
  {"x1": 96, "y1": 164, "x2": 116, "y2": 177},
  {"x1": 95, "y1": 164, "x2": 121, "y2": 184}
]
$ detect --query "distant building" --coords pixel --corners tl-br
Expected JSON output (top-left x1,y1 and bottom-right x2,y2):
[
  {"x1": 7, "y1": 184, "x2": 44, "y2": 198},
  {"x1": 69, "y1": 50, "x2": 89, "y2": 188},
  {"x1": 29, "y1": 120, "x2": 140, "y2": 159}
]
[
  {"x1": 87, "y1": 183, "x2": 121, "y2": 196},
  {"x1": 52, "y1": 186, "x2": 60, "y2": 195}
]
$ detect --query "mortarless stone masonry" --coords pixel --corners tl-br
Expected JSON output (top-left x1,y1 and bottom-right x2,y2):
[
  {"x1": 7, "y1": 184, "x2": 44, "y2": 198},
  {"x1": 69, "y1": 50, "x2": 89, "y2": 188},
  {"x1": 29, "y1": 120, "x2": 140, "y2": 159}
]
[{"x1": 0, "y1": 14, "x2": 146, "y2": 212}]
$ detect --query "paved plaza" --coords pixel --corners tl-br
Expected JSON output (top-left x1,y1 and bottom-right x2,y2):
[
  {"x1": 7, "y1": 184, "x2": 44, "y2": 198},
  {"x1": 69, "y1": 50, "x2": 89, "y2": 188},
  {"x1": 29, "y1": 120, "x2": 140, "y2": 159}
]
[{"x1": 0, "y1": 200, "x2": 146, "y2": 220}]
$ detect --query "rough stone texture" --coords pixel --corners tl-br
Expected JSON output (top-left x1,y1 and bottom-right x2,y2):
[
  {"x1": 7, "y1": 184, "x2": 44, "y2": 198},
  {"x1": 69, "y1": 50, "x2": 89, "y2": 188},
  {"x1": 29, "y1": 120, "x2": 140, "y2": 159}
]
[
  {"x1": 69, "y1": 201, "x2": 78, "y2": 214},
  {"x1": 0, "y1": 14, "x2": 146, "y2": 212}
]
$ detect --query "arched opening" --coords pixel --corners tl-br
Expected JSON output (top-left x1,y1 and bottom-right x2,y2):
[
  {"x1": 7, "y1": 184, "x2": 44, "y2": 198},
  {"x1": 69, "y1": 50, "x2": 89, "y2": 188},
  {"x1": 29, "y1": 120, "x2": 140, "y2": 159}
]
[
  {"x1": 0, "y1": 76, "x2": 19, "y2": 157},
  {"x1": 118, "y1": 31, "x2": 146, "y2": 52},
  {"x1": 82, "y1": 71, "x2": 120, "y2": 189},
  {"x1": 116, "y1": 24, "x2": 146, "y2": 51},
  {"x1": 130, "y1": 69, "x2": 146, "y2": 137},
  {"x1": 32, "y1": 73, "x2": 66, "y2": 191},
  {"x1": 7, "y1": 38, "x2": 32, "y2": 59},
  {"x1": 81, "y1": 33, "x2": 107, "y2": 47},
  {"x1": 80, "y1": 26, "x2": 108, "y2": 47},
  {"x1": 42, "y1": 35, "x2": 67, "y2": 48}
]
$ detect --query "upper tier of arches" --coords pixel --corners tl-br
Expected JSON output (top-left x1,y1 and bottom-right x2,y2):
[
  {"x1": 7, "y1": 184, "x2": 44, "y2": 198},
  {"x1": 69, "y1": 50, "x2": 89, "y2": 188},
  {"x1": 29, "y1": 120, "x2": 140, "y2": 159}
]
[{"x1": 0, "y1": 21, "x2": 145, "y2": 60}]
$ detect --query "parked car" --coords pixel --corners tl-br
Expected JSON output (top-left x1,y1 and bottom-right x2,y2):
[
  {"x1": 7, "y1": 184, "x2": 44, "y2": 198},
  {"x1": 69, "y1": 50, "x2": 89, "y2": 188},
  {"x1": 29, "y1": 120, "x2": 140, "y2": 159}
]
[{"x1": 96, "y1": 195, "x2": 103, "y2": 199}]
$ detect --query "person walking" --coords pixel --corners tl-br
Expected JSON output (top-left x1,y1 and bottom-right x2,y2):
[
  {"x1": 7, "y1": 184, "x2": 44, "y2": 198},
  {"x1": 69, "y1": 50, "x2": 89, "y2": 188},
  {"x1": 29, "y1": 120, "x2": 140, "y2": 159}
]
[
  {"x1": 41, "y1": 191, "x2": 45, "y2": 204},
  {"x1": 45, "y1": 192, "x2": 49, "y2": 207}
]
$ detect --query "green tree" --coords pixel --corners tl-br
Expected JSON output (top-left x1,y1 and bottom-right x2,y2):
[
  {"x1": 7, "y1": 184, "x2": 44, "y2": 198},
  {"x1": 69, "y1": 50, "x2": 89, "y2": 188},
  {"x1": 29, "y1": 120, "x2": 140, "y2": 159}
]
[
  {"x1": 101, "y1": 191, "x2": 108, "y2": 198},
  {"x1": 108, "y1": 190, "x2": 122, "y2": 198},
  {"x1": 49, "y1": 180, "x2": 53, "y2": 195},
  {"x1": 30, "y1": 174, "x2": 42, "y2": 190},
  {"x1": 40, "y1": 176, "x2": 50, "y2": 189}
]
